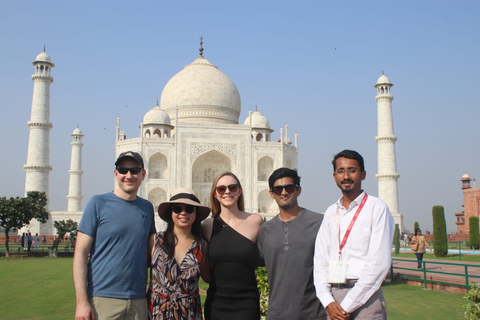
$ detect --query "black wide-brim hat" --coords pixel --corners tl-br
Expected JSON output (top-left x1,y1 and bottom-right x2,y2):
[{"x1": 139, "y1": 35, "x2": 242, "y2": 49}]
[{"x1": 158, "y1": 188, "x2": 211, "y2": 222}]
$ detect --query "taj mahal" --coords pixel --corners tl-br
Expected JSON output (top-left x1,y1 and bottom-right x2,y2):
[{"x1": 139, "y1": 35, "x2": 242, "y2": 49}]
[{"x1": 22, "y1": 40, "x2": 403, "y2": 235}]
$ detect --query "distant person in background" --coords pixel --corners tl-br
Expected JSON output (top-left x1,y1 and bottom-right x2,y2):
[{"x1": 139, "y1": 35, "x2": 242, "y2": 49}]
[
  {"x1": 70, "y1": 234, "x2": 76, "y2": 251},
  {"x1": 64, "y1": 236, "x2": 70, "y2": 252},
  {"x1": 21, "y1": 233, "x2": 26, "y2": 252},
  {"x1": 27, "y1": 232, "x2": 32, "y2": 252},
  {"x1": 411, "y1": 228, "x2": 431, "y2": 269},
  {"x1": 33, "y1": 233, "x2": 40, "y2": 252}
]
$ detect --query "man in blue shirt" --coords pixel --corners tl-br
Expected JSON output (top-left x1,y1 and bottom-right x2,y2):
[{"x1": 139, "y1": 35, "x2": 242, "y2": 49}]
[{"x1": 73, "y1": 151, "x2": 156, "y2": 320}]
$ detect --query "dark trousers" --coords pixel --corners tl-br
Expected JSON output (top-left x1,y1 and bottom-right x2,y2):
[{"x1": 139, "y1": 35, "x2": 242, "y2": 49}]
[{"x1": 415, "y1": 252, "x2": 423, "y2": 268}]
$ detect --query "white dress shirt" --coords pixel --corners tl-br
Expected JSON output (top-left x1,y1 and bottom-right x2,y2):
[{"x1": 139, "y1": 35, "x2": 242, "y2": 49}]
[{"x1": 313, "y1": 191, "x2": 394, "y2": 313}]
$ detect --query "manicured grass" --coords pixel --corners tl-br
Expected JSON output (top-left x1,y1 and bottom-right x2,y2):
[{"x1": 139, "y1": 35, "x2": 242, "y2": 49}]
[
  {"x1": 383, "y1": 282, "x2": 465, "y2": 319},
  {"x1": 0, "y1": 256, "x2": 75, "y2": 320},
  {"x1": 0, "y1": 257, "x2": 468, "y2": 319}
]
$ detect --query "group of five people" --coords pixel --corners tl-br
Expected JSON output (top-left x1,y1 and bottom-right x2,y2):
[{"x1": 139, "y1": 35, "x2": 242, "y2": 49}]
[{"x1": 73, "y1": 149, "x2": 394, "y2": 320}]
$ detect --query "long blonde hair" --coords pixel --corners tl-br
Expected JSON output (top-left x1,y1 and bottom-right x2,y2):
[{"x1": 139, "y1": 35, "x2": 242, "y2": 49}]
[{"x1": 210, "y1": 172, "x2": 245, "y2": 216}]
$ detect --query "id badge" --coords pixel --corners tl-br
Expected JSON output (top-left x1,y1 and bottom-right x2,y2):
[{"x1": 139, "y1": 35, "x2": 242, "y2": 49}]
[{"x1": 328, "y1": 260, "x2": 347, "y2": 284}]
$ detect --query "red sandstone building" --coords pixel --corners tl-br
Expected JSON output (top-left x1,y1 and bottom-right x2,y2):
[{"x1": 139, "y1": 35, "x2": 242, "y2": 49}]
[{"x1": 455, "y1": 174, "x2": 480, "y2": 234}]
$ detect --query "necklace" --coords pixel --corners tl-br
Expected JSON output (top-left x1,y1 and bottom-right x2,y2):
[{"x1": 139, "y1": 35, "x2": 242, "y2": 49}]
[{"x1": 218, "y1": 216, "x2": 229, "y2": 228}]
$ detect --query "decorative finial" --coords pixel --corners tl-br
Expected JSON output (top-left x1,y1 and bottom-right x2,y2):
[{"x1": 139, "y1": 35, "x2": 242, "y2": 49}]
[
  {"x1": 255, "y1": 104, "x2": 258, "y2": 112},
  {"x1": 382, "y1": 69, "x2": 384, "y2": 75},
  {"x1": 156, "y1": 99, "x2": 159, "y2": 107},
  {"x1": 43, "y1": 45, "x2": 46, "y2": 52},
  {"x1": 199, "y1": 36, "x2": 204, "y2": 57}
]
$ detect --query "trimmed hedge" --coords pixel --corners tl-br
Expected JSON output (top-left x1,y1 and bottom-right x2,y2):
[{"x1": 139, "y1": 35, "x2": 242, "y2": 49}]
[
  {"x1": 470, "y1": 216, "x2": 480, "y2": 250},
  {"x1": 432, "y1": 205, "x2": 448, "y2": 257},
  {"x1": 394, "y1": 223, "x2": 400, "y2": 256}
]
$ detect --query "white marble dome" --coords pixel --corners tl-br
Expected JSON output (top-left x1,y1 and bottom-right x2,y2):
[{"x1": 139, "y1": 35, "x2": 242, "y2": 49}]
[
  {"x1": 244, "y1": 110, "x2": 271, "y2": 129},
  {"x1": 376, "y1": 74, "x2": 390, "y2": 84},
  {"x1": 462, "y1": 173, "x2": 471, "y2": 180},
  {"x1": 160, "y1": 55, "x2": 241, "y2": 124},
  {"x1": 72, "y1": 127, "x2": 83, "y2": 135},
  {"x1": 34, "y1": 51, "x2": 52, "y2": 63},
  {"x1": 143, "y1": 106, "x2": 171, "y2": 125}
]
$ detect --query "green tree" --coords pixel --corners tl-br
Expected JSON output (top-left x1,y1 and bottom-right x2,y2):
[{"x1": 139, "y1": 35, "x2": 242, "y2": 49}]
[
  {"x1": 394, "y1": 223, "x2": 400, "y2": 256},
  {"x1": 50, "y1": 219, "x2": 78, "y2": 257},
  {"x1": 0, "y1": 191, "x2": 49, "y2": 257},
  {"x1": 414, "y1": 221, "x2": 419, "y2": 232},
  {"x1": 469, "y1": 217, "x2": 480, "y2": 250},
  {"x1": 432, "y1": 205, "x2": 448, "y2": 257}
]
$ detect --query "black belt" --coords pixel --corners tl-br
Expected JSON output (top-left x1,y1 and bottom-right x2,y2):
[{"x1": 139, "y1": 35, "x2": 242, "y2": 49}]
[{"x1": 330, "y1": 279, "x2": 358, "y2": 288}]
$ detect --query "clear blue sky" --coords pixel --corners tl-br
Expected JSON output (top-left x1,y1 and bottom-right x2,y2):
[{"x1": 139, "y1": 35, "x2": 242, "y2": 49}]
[{"x1": 1, "y1": 1, "x2": 479, "y2": 233}]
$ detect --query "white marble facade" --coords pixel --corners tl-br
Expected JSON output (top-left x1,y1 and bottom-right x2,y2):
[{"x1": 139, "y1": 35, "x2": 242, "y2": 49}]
[{"x1": 115, "y1": 48, "x2": 298, "y2": 231}]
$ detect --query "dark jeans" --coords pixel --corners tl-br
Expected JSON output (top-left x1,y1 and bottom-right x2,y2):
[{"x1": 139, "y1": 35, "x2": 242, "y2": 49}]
[{"x1": 415, "y1": 252, "x2": 423, "y2": 268}]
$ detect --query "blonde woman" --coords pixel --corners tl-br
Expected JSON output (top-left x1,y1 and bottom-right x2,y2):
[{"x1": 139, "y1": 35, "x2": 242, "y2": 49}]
[{"x1": 202, "y1": 172, "x2": 263, "y2": 320}]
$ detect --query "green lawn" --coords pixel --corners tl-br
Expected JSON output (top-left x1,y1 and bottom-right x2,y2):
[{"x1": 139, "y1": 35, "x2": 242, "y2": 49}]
[
  {"x1": 383, "y1": 282, "x2": 465, "y2": 320},
  {"x1": 0, "y1": 257, "x2": 75, "y2": 320},
  {"x1": 0, "y1": 257, "x2": 469, "y2": 320}
]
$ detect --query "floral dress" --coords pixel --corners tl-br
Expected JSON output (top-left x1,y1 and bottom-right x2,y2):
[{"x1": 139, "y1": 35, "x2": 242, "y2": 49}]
[{"x1": 148, "y1": 232, "x2": 206, "y2": 320}]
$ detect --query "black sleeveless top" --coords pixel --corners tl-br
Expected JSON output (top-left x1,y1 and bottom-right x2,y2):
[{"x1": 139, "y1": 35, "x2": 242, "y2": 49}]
[{"x1": 204, "y1": 216, "x2": 260, "y2": 320}]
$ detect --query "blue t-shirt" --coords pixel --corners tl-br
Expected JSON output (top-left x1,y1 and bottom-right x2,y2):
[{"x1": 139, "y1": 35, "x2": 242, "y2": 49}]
[{"x1": 78, "y1": 192, "x2": 156, "y2": 299}]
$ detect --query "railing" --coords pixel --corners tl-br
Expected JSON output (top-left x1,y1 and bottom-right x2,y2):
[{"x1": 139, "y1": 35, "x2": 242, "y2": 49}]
[
  {"x1": 390, "y1": 258, "x2": 480, "y2": 292},
  {"x1": 0, "y1": 244, "x2": 74, "y2": 256},
  {"x1": 397, "y1": 240, "x2": 479, "y2": 261}
]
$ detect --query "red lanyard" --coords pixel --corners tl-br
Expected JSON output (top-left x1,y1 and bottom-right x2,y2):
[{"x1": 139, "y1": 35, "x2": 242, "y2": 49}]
[{"x1": 338, "y1": 193, "x2": 368, "y2": 257}]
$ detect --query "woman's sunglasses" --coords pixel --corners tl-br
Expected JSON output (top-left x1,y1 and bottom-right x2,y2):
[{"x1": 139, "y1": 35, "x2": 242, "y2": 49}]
[
  {"x1": 271, "y1": 184, "x2": 298, "y2": 196},
  {"x1": 216, "y1": 184, "x2": 239, "y2": 195},
  {"x1": 172, "y1": 204, "x2": 195, "y2": 214}
]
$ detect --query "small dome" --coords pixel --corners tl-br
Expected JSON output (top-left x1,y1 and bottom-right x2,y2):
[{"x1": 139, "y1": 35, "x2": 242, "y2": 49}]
[
  {"x1": 376, "y1": 74, "x2": 390, "y2": 84},
  {"x1": 34, "y1": 51, "x2": 52, "y2": 63},
  {"x1": 462, "y1": 173, "x2": 471, "y2": 180},
  {"x1": 143, "y1": 106, "x2": 171, "y2": 125},
  {"x1": 72, "y1": 127, "x2": 83, "y2": 135},
  {"x1": 244, "y1": 110, "x2": 271, "y2": 129}
]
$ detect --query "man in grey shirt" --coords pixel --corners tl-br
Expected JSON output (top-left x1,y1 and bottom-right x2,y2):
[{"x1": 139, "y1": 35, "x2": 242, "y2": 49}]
[{"x1": 257, "y1": 168, "x2": 326, "y2": 320}]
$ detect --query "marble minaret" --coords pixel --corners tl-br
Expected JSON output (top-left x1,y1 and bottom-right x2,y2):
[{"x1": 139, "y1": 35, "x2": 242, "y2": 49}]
[
  {"x1": 67, "y1": 127, "x2": 84, "y2": 212},
  {"x1": 374, "y1": 72, "x2": 403, "y2": 231},
  {"x1": 23, "y1": 49, "x2": 55, "y2": 235}
]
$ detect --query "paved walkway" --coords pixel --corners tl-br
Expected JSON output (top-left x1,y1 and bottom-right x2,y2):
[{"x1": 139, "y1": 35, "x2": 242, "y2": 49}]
[{"x1": 391, "y1": 256, "x2": 480, "y2": 291}]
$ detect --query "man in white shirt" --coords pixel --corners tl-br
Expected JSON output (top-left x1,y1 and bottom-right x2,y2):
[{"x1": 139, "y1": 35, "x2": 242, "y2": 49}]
[{"x1": 314, "y1": 150, "x2": 394, "y2": 320}]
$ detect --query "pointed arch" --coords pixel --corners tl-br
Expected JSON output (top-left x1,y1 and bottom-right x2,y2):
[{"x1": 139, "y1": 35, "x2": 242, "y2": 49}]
[
  {"x1": 258, "y1": 189, "x2": 276, "y2": 214},
  {"x1": 148, "y1": 187, "x2": 167, "y2": 213},
  {"x1": 192, "y1": 150, "x2": 232, "y2": 206},
  {"x1": 258, "y1": 156, "x2": 274, "y2": 181},
  {"x1": 148, "y1": 152, "x2": 168, "y2": 179}
]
